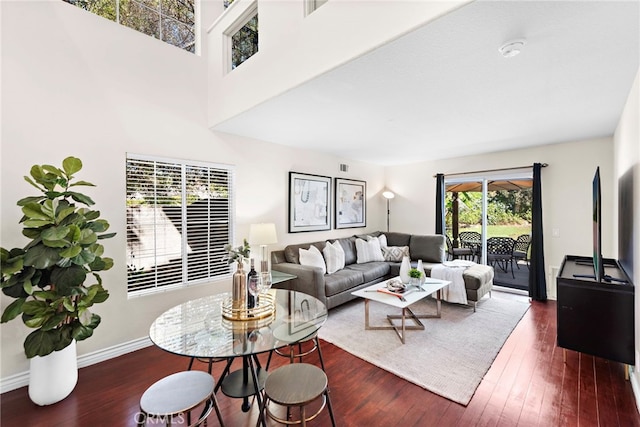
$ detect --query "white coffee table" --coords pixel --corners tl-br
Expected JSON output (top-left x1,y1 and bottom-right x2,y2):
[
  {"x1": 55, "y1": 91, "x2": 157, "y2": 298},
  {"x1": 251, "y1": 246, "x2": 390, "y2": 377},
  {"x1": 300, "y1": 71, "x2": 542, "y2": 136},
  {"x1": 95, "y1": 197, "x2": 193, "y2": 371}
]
[{"x1": 351, "y1": 277, "x2": 450, "y2": 344}]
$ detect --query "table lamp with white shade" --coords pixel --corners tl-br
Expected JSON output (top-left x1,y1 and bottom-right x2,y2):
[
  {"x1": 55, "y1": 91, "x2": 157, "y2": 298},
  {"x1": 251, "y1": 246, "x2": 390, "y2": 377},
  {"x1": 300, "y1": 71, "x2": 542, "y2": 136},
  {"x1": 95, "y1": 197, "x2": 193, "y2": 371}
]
[{"x1": 249, "y1": 223, "x2": 278, "y2": 272}]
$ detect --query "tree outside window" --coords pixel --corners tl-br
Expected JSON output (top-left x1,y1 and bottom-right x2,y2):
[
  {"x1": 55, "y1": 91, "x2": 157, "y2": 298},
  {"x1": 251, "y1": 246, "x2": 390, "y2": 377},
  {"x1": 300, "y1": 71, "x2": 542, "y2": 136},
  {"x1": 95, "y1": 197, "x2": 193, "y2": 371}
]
[
  {"x1": 63, "y1": 0, "x2": 196, "y2": 53},
  {"x1": 231, "y1": 14, "x2": 258, "y2": 69}
]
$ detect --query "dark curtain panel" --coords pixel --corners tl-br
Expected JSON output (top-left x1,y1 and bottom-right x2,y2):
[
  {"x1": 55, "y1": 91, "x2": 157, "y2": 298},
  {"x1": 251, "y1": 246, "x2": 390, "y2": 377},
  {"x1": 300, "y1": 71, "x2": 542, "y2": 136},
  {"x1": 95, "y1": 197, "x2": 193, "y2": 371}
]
[
  {"x1": 435, "y1": 173, "x2": 445, "y2": 235},
  {"x1": 529, "y1": 163, "x2": 547, "y2": 301}
]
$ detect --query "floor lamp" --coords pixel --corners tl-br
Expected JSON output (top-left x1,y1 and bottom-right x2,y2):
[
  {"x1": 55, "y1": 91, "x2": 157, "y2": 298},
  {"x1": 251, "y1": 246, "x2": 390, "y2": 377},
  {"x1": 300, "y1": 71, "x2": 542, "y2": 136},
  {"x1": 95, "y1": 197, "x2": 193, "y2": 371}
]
[
  {"x1": 249, "y1": 223, "x2": 278, "y2": 272},
  {"x1": 382, "y1": 190, "x2": 395, "y2": 232}
]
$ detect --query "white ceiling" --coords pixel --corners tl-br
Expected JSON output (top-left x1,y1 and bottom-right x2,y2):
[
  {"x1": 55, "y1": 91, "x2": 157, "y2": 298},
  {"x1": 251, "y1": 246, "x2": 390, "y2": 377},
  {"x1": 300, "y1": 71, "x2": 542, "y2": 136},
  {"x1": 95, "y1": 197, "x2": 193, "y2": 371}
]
[{"x1": 213, "y1": 0, "x2": 640, "y2": 166}]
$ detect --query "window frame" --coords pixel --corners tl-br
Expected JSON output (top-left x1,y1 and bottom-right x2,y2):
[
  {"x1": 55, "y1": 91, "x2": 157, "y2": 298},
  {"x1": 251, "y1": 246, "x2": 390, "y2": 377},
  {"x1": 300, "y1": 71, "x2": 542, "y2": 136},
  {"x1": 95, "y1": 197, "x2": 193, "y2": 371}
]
[
  {"x1": 305, "y1": 0, "x2": 328, "y2": 16},
  {"x1": 126, "y1": 153, "x2": 236, "y2": 297},
  {"x1": 223, "y1": 1, "x2": 258, "y2": 72},
  {"x1": 444, "y1": 168, "x2": 533, "y2": 265},
  {"x1": 62, "y1": 0, "x2": 198, "y2": 54}
]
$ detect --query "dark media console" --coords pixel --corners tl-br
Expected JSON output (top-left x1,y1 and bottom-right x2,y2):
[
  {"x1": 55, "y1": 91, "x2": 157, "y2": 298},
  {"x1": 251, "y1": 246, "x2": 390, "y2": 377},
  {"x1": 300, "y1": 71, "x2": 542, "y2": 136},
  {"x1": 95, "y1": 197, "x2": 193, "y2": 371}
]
[{"x1": 557, "y1": 255, "x2": 634, "y2": 366}]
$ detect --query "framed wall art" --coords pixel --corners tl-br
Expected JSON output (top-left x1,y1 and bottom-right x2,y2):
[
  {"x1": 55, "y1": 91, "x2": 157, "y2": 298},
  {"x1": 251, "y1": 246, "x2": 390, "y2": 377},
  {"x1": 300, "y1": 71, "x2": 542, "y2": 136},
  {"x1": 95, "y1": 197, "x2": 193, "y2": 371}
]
[
  {"x1": 286, "y1": 291, "x2": 319, "y2": 336},
  {"x1": 335, "y1": 178, "x2": 366, "y2": 229},
  {"x1": 288, "y1": 172, "x2": 332, "y2": 233}
]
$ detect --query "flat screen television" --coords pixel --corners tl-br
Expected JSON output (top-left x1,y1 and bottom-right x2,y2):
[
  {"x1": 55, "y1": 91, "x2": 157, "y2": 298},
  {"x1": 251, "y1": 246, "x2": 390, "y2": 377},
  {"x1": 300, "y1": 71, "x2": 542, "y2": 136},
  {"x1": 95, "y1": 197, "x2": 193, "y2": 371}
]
[
  {"x1": 574, "y1": 167, "x2": 627, "y2": 283},
  {"x1": 592, "y1": 167, "x2": 604, "y2": 282}
]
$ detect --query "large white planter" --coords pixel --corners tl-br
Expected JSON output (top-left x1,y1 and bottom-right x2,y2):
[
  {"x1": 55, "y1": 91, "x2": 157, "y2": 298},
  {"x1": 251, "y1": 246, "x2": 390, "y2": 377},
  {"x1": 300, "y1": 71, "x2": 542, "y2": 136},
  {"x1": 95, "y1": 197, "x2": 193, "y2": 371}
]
[{"x1": 28, "y1": 340, "x2": 78, "y2": 406}]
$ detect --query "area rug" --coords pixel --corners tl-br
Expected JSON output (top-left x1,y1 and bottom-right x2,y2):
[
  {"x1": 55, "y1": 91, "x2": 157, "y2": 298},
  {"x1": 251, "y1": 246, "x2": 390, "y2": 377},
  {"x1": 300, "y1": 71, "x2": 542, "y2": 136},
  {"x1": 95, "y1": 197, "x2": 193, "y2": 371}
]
[{"x1": 317, "y1": 295, "x2": 530, "y2": 405}]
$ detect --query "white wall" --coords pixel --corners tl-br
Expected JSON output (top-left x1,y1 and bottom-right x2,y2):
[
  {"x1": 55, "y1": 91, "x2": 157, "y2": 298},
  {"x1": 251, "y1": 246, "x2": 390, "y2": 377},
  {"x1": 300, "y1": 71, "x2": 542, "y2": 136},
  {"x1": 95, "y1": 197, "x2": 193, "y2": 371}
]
[
  {"x1": 207, "y1": 0, "x2": 469, "y2": 126},
  {"x1": 385, "y1": 137, "x2": 615, "y2": 299},
  {"x1": 613, "y1": 69, "x2": 640, "y2": 406},
  {"x1": 0, "y1": 1, "x2": 384, "y2": 382}
]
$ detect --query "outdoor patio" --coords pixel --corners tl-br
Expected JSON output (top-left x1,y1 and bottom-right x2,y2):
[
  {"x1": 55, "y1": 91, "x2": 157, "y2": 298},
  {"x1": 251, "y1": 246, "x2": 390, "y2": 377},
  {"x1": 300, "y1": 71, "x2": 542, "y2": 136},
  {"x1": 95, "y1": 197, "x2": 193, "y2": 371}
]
[{"x1": 492, "y1": 259, "x2": 529, "y2": 291}]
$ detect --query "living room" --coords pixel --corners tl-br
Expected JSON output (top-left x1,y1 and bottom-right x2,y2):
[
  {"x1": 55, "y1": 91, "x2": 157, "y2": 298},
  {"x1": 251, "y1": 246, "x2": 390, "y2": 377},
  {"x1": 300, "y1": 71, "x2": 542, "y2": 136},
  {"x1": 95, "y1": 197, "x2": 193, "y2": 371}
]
[{"x1": 1, "y1": 0, "x2": 639, "y2": 424}]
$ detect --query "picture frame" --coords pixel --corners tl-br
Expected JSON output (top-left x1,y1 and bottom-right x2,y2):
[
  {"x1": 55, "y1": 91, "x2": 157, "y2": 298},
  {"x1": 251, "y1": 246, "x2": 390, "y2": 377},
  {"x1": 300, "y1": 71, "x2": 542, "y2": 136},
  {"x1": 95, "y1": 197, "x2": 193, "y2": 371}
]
[
  {"x1": 289, "y1": 292, "x2": 315, "y2": 335},
  {"x1": 288, "y1": 172, "x2": 332, "y2": 233},
  {"x1": 335, "y1": 178, "x2": 366, "y2": 229}
]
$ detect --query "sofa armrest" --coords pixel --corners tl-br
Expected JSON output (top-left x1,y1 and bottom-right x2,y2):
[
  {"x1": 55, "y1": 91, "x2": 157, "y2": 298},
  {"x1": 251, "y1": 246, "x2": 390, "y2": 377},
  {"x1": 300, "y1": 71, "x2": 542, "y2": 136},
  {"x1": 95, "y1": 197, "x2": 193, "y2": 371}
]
[{"x1": 271, "y1": 263, "x2": 328, "y2": 304}]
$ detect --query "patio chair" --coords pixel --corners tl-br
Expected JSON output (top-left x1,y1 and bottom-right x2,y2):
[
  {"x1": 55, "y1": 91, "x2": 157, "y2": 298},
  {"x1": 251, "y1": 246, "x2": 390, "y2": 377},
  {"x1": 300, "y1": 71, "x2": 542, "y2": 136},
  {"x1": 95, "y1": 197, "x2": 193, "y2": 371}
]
[
  {"x1": 446, "y1": 235, "x2": 474, "y2": 261},
  {"x1": 513, "y1": 234, "x2": 531, "y2": 269},
  {"x1": 486, "y1": 236, "x2": 516, "y2": 278},
  {"x1": 459, "y1": 231, "x2": 482, "y2": 262}
]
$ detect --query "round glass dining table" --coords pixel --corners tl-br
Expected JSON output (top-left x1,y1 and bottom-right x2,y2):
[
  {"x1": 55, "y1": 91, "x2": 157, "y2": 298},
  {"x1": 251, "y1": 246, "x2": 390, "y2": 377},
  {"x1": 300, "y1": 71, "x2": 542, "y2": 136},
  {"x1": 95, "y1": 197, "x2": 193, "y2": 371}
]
[{"x1": 148, "y1": 289, "x2": 328, "y2": 416}]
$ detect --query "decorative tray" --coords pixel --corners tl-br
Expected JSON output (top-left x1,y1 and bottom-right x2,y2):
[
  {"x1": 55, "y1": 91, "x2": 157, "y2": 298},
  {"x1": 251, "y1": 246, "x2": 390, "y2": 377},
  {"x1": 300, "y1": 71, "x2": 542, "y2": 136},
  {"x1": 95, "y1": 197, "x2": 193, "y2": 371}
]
[{"x1": 222, "y1": 292, "x2": 276, "y2": 321}]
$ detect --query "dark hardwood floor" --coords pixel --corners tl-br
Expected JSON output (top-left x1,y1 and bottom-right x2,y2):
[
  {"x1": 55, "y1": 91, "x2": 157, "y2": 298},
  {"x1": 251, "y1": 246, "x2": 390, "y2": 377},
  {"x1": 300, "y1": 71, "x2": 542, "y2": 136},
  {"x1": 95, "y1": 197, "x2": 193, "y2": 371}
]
[{"x1": 1, "y1": 297, "x2": 639, "y2": 426}]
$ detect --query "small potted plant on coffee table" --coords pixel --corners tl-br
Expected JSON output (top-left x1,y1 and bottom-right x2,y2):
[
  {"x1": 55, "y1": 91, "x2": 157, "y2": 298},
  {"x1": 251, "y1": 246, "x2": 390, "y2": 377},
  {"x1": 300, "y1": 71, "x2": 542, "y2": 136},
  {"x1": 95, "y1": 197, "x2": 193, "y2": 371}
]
[{"x1": 408, "y1": 268, "x2": 423, "y2": 287}]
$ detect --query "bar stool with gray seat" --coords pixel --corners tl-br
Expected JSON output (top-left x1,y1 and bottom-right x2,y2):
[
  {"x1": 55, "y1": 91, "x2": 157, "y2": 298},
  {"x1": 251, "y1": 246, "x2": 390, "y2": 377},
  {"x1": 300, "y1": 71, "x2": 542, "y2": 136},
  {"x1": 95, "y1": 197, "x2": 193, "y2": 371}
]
[
  {"x1": 266, "y1": 332, "x2": 326, "y2": 371},
  {"x1": 188, "y1": 356, "x2": 234, "y2": 394},
  {"x1": 257, "y1": 363, "x2": 336, "y2": 427},
  {"x1": 137, "y1": 370, "x2": 225, "y2": 427}
]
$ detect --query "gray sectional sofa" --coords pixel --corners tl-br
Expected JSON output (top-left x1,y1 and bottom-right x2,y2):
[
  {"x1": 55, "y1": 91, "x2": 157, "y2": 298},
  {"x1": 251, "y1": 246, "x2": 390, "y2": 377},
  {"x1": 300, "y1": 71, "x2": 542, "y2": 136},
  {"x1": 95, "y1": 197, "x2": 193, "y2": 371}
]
[{"x1": 270, "y1": 231, "x2": 494, "y2": 311}]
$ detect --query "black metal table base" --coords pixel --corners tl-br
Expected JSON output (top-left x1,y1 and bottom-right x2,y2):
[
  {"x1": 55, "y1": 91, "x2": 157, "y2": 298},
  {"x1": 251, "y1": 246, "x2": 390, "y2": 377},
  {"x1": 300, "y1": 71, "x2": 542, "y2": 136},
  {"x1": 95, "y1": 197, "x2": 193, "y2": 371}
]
[{"x1": 220, "y1": 354, "x2": 267, "y2": 423}]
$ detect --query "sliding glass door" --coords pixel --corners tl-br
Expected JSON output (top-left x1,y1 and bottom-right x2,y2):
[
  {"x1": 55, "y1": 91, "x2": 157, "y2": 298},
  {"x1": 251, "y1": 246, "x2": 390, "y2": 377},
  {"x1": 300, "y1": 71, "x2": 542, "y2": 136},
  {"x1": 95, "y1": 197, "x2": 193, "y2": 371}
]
[{"x1": 444, "y1": 169, "x2": 533, "y2": 290}]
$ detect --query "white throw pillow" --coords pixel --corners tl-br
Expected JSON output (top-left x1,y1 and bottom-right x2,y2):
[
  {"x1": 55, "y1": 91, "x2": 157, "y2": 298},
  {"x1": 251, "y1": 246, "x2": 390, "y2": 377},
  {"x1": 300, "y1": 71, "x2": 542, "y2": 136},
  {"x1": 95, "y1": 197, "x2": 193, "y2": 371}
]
[
  {"x1": 365, "y1": 234, "x2": 387, "y2": 248},
  {"x1": 299, "y1": 245, "x2": 327, "y2": 274},
  {"x1": 381, "y1": 246, "x2": 410, "y2": 262},
  {"x1": 356, "y1": 237, "x2": 385, "y2": 263},
  {"x1": 323, "y1": 241, "x2": 346, "y2": 274}
]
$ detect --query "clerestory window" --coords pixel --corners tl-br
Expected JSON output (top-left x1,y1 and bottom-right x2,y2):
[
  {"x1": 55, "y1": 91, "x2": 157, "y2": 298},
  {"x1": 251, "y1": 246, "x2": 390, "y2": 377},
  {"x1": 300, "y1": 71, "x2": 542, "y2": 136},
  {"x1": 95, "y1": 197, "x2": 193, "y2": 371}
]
[
  {"x1": 63, "y1": 0, "x2": 197, "y2": 53},
  {"x1": 306, "y1": 0, "x2": 328, "y2": 16},
  {"x1": 126, "y1": 154, "x2": 235, "y2": 295},
  {"x1": 225, "y1": 3, "x2": 258, "y2": 71}
]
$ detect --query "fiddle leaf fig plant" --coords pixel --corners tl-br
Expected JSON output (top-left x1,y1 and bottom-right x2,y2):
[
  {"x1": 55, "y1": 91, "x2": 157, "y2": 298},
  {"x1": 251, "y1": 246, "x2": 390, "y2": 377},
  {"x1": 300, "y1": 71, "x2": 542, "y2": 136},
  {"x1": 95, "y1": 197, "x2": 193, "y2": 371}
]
[{"x1": 0, "y1": 157, "x2": 115, "y2": 358}]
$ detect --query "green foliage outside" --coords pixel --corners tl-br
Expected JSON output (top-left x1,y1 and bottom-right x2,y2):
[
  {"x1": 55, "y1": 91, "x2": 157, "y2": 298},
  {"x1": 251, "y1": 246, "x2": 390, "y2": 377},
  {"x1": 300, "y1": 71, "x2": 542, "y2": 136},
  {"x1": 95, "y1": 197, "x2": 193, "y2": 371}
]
[
  {"x1": 446, "y1": 188, "x2": 532, "y2": 240},
  {"x1": 232, "y1": 15, "x2": 259, "y2": 69},
  {"x1": 64, "y1": 0, "x2": 195, "y2": 52},
  {"x1": 446, "y1": 189, "x2": 532, "y2": 228},
  {"x1": 126, "y1": 159, "x2": 230, "y2": 207},
  {"x1": 459, "y1": 224, "x2": 531, "y2": 240}
]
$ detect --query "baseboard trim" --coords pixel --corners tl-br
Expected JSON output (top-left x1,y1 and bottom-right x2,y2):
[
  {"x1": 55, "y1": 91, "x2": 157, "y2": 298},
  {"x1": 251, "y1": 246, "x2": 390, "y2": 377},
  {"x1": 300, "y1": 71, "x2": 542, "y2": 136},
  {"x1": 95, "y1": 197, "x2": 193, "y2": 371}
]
[
  {"x1": 493, "y1": 285, "x2": 529, "y2": 296},
  {"x1": 0, "y1": 337, "x2": 152, "y2": 394},
  {"x1": 630, "y1": 366, "x2": 640, "y2": 415}
]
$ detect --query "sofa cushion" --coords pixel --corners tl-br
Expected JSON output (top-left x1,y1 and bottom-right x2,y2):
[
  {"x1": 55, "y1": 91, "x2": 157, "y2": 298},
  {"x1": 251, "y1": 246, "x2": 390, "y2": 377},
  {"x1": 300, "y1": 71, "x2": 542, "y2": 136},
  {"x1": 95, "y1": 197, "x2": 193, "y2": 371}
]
[
  {"x1": 324, "y1": 269, "x2": 364, "y2": 297},
  {"x1": 420, "y1": 262, "x2": 440, "y2": 276},
  {"x1": 323, "y1": 241, "x2": 345, "y2": 274},
  {"x1": 385, "y1": 232, "x2": 411, "y2": 247},
  {"x1": 409, "y1": 235, "x2": 446, "y2": 263},
  {"x1": 284, "y1": 242, "x2": 324, "y2": 264},
  {"x1": 353, "y1": 233, "x2": 386, "y2": 252},
  {"x1": 354, "y1": 231, "x2": 382, "y2": 240},
  {"x1": 463, "y1": 263, "x2": 495, "y2": 291},
  {"x1": 345, "y1": 262, "x2": 390, "y2": 283},
  {"x1": 381, "y1": 245, "x2": 409, "y2": 262},
  {"x1": 334, "y1": 237, "x2": 357, "y2": 266},
  {"x1": 373, "y1": 233, "x2": 387, "y2": 247},
  {"x1": 355, "y1": 237, "x2": 385, "y2": 263},
  {"x1": 299, "y1": 245, "x2": 326, "y2": 274}
]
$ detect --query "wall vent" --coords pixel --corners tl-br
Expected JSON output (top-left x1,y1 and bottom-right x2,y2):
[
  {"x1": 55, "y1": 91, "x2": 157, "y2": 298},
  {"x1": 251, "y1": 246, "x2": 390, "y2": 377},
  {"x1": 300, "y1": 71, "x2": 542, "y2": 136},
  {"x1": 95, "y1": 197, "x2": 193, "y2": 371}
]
[{"x1": 339, "y1": 164, "x2": 349, "y2": 172}]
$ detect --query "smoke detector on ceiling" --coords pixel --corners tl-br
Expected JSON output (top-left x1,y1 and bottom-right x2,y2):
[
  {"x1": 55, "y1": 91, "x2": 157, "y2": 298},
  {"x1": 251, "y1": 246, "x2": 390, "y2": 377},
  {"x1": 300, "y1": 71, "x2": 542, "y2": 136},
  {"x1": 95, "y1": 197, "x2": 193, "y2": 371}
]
[{"x1": 499, "y1": 39, "x2": 526, "y2": 58}]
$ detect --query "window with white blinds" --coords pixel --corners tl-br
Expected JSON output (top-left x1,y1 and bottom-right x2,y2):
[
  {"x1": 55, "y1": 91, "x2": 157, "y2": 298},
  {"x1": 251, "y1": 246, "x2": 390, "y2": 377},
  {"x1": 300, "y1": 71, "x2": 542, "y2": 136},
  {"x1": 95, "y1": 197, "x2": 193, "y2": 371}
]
[{"x1": 126, "y1": 154, "x2": 234, "y2": 294}]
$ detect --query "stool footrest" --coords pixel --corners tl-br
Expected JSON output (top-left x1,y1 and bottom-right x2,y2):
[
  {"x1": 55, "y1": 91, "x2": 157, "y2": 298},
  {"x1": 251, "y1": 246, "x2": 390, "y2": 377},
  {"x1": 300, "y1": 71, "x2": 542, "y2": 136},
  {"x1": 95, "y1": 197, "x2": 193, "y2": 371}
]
[{"x1": 265, "y1": 395, "x2": 326, "y2": 425}]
